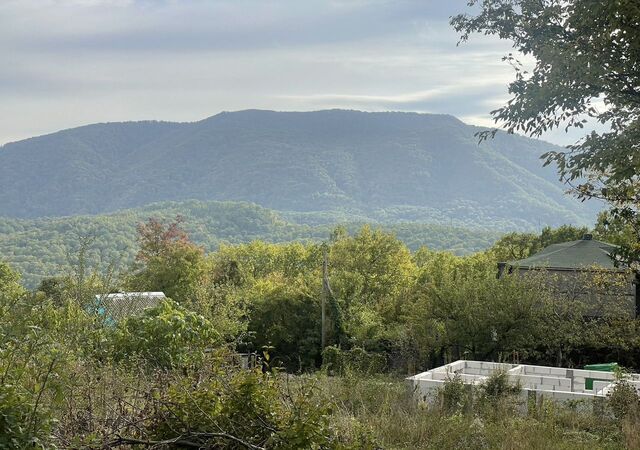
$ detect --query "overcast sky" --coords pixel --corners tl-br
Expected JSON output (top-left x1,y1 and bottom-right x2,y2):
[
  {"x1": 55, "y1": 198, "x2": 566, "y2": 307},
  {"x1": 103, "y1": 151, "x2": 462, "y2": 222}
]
[{"x1": 0, "y1": 0, "x2": 579, "y2": 146}]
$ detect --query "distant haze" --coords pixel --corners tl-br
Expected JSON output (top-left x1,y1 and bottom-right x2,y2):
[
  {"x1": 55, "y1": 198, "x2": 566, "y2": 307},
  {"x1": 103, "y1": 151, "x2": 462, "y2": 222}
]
[
  {"x1": 0, "y1": 109, "x2": 600, "y2": 228},
  {"x1": 0, "y1": 0, "x2": 591, "y2": 146}
]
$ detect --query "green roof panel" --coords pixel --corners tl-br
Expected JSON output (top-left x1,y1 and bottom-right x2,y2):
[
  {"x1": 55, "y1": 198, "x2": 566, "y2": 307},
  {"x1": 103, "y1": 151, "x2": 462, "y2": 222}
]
[{"x1": 506, "y1": 236, "x2": 620, "y2": 270}]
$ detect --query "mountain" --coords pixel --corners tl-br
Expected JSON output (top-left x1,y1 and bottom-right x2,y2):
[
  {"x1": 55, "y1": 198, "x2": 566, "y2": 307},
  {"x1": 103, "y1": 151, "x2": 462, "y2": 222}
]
[
  {"x1": 0, "y1": 200, "x2": 500, "y2": 288},
  {"x1": 0, "y1": 109, "x2": 599, "y2": 228}
]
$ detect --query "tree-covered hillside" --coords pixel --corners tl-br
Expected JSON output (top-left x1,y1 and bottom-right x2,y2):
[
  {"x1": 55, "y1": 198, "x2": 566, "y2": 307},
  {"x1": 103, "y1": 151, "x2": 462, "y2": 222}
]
[
  {"x1": 0, "y1": 200, "x2": 500, "y2": 288},
  {"x1": 0, "y1": 110, "x2": 599, "y2": 228}
]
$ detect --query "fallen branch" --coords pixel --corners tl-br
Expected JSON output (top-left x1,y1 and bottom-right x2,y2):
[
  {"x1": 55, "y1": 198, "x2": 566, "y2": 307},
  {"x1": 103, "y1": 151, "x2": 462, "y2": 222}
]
[{"x1": 104, "y1": 432, "x2": 265, "y2": 450}]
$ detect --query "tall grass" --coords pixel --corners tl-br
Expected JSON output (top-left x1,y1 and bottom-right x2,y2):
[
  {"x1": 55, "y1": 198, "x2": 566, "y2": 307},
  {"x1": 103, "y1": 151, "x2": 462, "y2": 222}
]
[{"x1": 305, "y1": 373, "x2": 638, "y2": 450}]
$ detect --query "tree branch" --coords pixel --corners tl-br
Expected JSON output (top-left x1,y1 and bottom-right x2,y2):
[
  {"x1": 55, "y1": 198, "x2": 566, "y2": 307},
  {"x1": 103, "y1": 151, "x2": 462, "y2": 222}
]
[{"x1": 104, "y1": 432, "x2": 265, "y2": 450}]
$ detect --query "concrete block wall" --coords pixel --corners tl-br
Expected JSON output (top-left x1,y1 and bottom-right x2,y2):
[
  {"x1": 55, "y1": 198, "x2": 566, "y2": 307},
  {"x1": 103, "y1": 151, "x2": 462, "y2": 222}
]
[
  {"x1": 529, "y1": 389, "x2": 599, "y2": 403},
  {"x1": 593, "y1": 380, "x2": 611, "y2": 395},
  {"x1": 409, "y1": 379, "x2": 444, "y2": 401},
  {"x1": 463, "y1": 361, "x2": 514, "y2": 371},
  {"x1": 571, "y1": 370, "x2": 616, "y2": 393},
  {"x1": 509, "y1": 374, "x2": 572, "y2": 391},
  {"x1": 406, "y1": 360, "x2": 639, "y2": 406},
  {"x1": 431, "y1": 372, "x2": 484, "y2": 384},
  {"x1": 517, "y1": 364, "x2": 569, "y2": 377}
]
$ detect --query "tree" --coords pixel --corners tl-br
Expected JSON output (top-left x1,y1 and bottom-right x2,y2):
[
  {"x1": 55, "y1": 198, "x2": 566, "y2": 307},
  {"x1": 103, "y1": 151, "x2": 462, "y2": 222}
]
[
  {"x1": 489, "y1": 232, "x2": 539, "y2": 261},
  {"x1": 0, "y1": 261, "x2": 25, "y2": 300},
  {"x1": 595, "y1": 211, "x2": 638, "y2": 247},
  {"x1": 329, "y1": 226, "x2": 416, "y2": 350},
  {"x1": 490, "y1": 225, "x2": 589, "y2": 262},
  {"x1": 245, "y1": 274, "x2": 322, "y2": 371},
  {"x1": 452, "y1": 1, "x2": 640, "y2": 264},
  {"x1": 538, "y1": 225, "x2": 590, "y2": 248},
  {"x1": 406, "y1": 250, "x2": 542, "y2": 365},
  {"x1": 129, "y1": 216, "x2": 206, "y2": 302},
  {"x1": 135, "y1": 215, "x2": 191, "y2": 261}
]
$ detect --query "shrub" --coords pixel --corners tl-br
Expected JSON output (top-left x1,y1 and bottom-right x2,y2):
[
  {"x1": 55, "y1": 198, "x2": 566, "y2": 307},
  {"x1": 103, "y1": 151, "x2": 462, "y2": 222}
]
[
  {"x1": 439, "y1": 372, "x2": 471, "y2": 414},
  {"x1": 608, "y1": 370, "x2": 640, "y2": 420},
  {"x1": 150, "y1": 366, "x2": 341, "y2": 449},
  {"x1": 322, "y1": 346, "x2": 387, "y2": 376},
  {"x1": 110, "y1": 299, "x2": 218, "y2": 369},
  {"x1": 476, "y1": 369, "x2": 522, "y2": 419},
  {"x1": 0, "y1": 384, "x2": 53, "y2": 449}
]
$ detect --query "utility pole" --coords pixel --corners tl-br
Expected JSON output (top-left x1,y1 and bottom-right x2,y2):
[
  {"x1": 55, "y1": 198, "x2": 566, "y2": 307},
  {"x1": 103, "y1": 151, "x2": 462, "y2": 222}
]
[{"x1": 321, "y1": 243, "x2": 329, "y2": 351}]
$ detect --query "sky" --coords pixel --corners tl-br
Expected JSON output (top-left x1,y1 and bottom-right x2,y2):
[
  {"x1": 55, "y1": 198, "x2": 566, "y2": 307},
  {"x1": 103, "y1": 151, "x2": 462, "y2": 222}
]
[{"x1": 0, "y1": 0, "x2": 580, "y2": 146}]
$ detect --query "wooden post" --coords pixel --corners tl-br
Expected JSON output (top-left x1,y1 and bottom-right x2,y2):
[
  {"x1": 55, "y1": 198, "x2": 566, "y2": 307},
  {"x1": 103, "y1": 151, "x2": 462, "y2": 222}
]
[{"x1": 321, "y1": 244, "x2": 329, "y2": 351}]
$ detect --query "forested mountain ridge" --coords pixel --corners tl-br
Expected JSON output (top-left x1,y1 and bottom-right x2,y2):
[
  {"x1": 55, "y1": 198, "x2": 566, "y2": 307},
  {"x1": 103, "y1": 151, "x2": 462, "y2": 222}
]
[
  {"x1": 0, "y1": 200, "x2": 501, "y2": 288},
  {"x1": 0, "y1": 109, "x2": 598, "y2": 227}
]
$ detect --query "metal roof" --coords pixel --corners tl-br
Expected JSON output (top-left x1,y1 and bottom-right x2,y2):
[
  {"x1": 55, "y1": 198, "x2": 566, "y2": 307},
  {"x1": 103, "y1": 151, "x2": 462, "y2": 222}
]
[
  {"x1": 94, "y1": 291, "x2": 166, "y2": 323},
  {"x1": 504, "y1": 235, "x2": 621, "y2": 270}
]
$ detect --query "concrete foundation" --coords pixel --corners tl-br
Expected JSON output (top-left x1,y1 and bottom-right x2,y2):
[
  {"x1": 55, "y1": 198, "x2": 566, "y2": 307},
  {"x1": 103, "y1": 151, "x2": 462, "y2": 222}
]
[{"x1": 407, "y1": 360, "x2": 640, "y2": 404}]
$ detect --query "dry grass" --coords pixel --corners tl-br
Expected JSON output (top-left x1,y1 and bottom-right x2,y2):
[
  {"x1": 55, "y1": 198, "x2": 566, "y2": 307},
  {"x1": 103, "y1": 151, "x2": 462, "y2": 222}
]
[{"x1": 305, "y1": 373, "x2": 634, "y2": 450}]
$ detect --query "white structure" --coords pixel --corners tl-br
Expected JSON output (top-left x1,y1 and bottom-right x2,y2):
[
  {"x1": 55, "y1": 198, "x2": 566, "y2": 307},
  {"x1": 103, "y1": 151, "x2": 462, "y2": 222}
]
[
  {"x1": 407, "y1": 360, "x2": 640, "y2": 404},
  {"x1": 94, "y1": 291, "x2": 166, "y2": 323}
]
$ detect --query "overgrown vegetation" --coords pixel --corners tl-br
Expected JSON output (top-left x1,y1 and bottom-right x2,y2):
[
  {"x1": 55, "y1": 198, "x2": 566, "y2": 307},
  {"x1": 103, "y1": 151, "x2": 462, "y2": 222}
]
[
  {"x1": 1, "y1": 2, "x2": 639, "y2": 445},
  {"x1": 1, "y1": 214, "x2": 640, "y2": 447}
]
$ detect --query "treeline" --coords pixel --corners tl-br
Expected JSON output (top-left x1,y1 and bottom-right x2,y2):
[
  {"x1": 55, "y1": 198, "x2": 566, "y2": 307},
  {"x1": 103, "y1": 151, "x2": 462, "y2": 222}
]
[
  {"x1": 26, "y1": 217, "x2": 640, "y2": 371},
  {"x1": 0, "y1": 199, "x2": 500, "y2": 289}
]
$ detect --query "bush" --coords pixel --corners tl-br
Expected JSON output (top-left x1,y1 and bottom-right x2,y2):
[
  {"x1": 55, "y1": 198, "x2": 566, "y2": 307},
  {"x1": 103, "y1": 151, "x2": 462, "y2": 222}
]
[
  {"x1": 322, "y1": 346, "x2": 387, "y2": 376},
  {"x1": 476, "y1": 370, "x2": 522, "y2": 419},
  {"x1": 439, "y1": 372, "x2": 471, "y2": 414},
  {"x1": 0, "y1": 295, "x2": 82, "y2": 449},
  {"x1": 150, "y1": 365, "x2": 341, "y2": 449},
  {"x1": 246, "y1": 275, "x2": 322, "y2": 371},
  {"x1": 0, "y1": 384, "x2": 53, "y2": 449},
  {"x1": 110, "y1": 299, "x2": 218, "y2": 369},
  {"x1": 608, "y1": 370, "x2": 640, "y2": 420}
]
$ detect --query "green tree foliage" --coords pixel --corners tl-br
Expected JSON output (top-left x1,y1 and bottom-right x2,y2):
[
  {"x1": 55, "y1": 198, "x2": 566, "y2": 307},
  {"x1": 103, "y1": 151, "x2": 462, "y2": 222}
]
[
  {"x1": 330, "y1": 226, "x2": 417, "y2": 351},
  {"x1": 209, "y1": 240, "x2": 322, "y2": 363},
  {"x1": 0, "y1": 200, "x2": 501, "y2": 289},
  {"x1": 595, "y1": 211, "x2": 637, "y2": 247},
  {"x1": 110, "y1": 299, "x2": 218, "y2": 369},
  {"x1": 1, "y1": 223, "x2": 640, "y2": 447},
  {"x1": 488, "y1": 231, "x2": 539, "y2": 261},
  {"x1": 321, "y1": 346, "x2": 387, "y2": 376},
  {"x1": 0, "y1": 284, "x2": 103, "y2": 448},
  {"x1": 490, "y1": 224, "x2": 589, "y2": 261},
  {"x1": 127, "y1": 216, "x2": 206, "y2": 302},
  {"x1": 245, "y1": 274, "x2": 322, "y2": 371},
  {"x1": 406, "y1": 250, "x2": 542, "y2": 365},
  {"x1": 452, "y1": 0, "x2": 640, "y2": 265},
  {"x1": 0, "y1": 260, "x2": 25, "y2": 300},
  {"x1": 0, "y1": 111, "x2": 597, "y2": 231},
  {"x1": 594, "y1": 211, "x2": 640, "y2": 269}
]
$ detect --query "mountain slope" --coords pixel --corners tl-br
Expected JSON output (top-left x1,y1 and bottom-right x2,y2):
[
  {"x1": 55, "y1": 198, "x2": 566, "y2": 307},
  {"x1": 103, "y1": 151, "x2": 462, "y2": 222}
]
[
  {"x1": 0, "y1": 109, "x2": 598, "y2": 227},
  {"x1": 0, "y1": 200, "x2": 500, "y2": 288}
]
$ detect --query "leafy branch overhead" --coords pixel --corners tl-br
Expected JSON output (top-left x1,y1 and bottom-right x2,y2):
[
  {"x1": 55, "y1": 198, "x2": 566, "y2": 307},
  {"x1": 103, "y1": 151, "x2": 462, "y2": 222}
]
[
  {"x1": 452, "y1": 0, "x2": 639, "y2": 191},
  {"x1": 452, "y1": 0, "x2": 640, "y2": 265}
]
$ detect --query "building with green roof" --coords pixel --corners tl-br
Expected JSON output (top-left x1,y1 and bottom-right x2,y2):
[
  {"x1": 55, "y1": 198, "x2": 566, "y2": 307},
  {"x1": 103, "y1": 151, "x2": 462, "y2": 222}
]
[{"x1": 498, "y1": 235, "x2": 638, "y2": 317}]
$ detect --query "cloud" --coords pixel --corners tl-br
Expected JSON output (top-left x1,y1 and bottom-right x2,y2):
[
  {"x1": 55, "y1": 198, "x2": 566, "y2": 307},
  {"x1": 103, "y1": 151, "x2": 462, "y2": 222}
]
[
  {"x1": 0, "y1": 0, "x2": 542, "y2": 145},
  {"x1": 1, "y1": 0, "x2": 462, "y2": 53}
]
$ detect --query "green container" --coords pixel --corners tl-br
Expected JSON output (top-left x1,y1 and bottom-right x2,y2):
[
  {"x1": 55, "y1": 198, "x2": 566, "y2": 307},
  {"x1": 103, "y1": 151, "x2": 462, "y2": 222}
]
[{"x1": 584, "y1": 363, "x2": 618, "y2": 390}]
